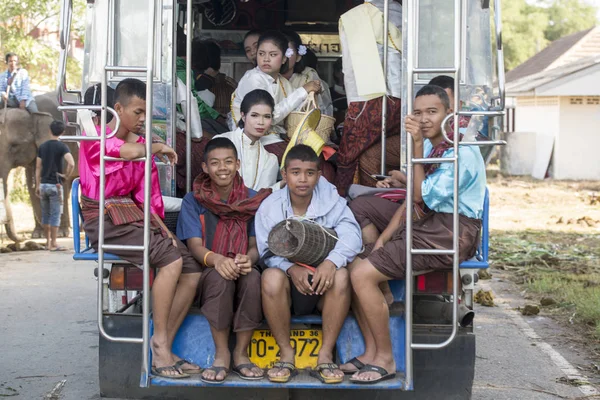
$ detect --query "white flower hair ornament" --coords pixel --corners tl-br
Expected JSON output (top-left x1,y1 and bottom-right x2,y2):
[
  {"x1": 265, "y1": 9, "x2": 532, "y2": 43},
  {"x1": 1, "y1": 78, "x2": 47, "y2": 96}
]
[
  {"x1": 298, "y1": 45, "x2": 308, "y2": 56},
  {"x1": 285, "y1": 48, "x2": 295, "y2": 58}
]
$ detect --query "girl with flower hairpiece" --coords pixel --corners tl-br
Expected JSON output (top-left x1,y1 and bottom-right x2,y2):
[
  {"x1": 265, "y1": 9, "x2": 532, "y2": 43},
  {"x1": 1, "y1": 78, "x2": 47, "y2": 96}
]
[
  {"x1": 228, "y1": 30, "x2": 321, "y2": 149},
  {"x1": 282, "y1": 30, "x2": 334, "y2": 118}
]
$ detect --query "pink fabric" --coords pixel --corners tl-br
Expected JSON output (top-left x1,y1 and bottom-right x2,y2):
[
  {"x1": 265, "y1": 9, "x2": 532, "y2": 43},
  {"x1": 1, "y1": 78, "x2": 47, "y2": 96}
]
[{"x1": 79, "y1": 126, "x2": 165, "y2": 218}]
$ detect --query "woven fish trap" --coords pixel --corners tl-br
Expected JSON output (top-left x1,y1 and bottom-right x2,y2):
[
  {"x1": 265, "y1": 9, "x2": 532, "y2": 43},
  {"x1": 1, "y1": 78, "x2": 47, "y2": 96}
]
[{"x1": 268, "y1": 219, "x2": 338, "y2": 267}]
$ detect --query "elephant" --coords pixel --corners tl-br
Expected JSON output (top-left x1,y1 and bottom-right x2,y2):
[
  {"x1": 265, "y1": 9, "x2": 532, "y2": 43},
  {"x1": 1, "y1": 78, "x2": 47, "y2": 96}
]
[{"x1": 0, "y1": 91, "x2": 79, "y2": 243}]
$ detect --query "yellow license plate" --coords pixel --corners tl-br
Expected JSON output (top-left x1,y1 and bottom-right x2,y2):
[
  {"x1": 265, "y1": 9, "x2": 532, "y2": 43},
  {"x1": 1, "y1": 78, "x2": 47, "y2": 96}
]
[{"x1": 249, "y1": 329, "x2": 322, "y2": 369}]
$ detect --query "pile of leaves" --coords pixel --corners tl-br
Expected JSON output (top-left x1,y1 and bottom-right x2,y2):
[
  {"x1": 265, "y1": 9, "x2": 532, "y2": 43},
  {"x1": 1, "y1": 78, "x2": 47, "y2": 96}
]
[{"x1": 490, "y1": 230, "x2": 600, "y2": 339}]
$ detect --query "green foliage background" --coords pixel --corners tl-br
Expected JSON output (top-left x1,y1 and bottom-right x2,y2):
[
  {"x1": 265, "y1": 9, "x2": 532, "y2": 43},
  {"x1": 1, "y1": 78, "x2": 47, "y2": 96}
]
[
  {"x1": 500, "y1": 0, "x2": 598, "y2": 70},
  {"x1": 0, "y1": 0, "x2": 86, "y2": 91}
]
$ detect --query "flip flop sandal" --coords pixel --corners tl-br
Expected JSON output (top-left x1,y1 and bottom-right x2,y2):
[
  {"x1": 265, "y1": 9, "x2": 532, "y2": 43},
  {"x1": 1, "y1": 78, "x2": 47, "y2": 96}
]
[
  {"x1": 151, "y1": 365, "x2": 190, "y2": 379},
  {"x1": 174, "y1": 359, "x2": 202, "y2": 374},
  {"x1": 267, "y1": 361, "x2": 297, "y2": 383},
  {"x1": 50, "y1": 246, "x2": 67, "y2": 252},
  {"x1": 349, "y1": 364, "x2": 396, "y2": 384},
  {"x1": 200, "y1": 366, "x2": 229, "y2": 384},
  {"x1": 310, "y1": 363, "x2": 344, "y2": 384},
  {"x1": 342, "y1": 357, "x2": 366, "y2": 375},
  {"x1": 232, "y1": 363, "x2": 264, "y2": 381}
]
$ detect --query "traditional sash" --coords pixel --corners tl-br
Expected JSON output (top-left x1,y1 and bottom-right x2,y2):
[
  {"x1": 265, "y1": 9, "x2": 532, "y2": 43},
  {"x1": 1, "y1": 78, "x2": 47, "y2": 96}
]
[{"x1": 339, "y1": 3, "x2": 403, "y2": 100}]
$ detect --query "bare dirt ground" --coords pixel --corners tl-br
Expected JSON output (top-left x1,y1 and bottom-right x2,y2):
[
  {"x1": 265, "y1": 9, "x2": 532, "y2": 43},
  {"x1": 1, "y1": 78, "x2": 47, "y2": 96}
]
[{"x1": 485, "y1": 171, "x2": 600, "y2": 386}]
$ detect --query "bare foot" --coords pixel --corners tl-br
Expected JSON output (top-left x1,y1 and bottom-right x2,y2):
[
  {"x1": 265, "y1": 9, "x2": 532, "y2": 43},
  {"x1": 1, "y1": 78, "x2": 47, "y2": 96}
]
[
  {"x1": 316, "y1": 352, "x2": 343, "y2": 380},
  {"x1": 233, "y1": 350, "x2": 263, "y2": 379},
  {"x1": 350, "y1": 356, "x2": 395, "y2": 382},
  {"x1": 202, "y1": 349, "x2": 230, "y2": 382},
  {"x1": 267, "y1": 347, "x2": 295, "y2": 380},
  {"x1": 151, "y1": 336, "x2": 182, "y2": 378}
]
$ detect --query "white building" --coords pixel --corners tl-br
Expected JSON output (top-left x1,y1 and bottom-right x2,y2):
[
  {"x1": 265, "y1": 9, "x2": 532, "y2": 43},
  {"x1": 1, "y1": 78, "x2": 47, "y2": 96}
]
[{"x1": 504, "y1": 27, "x2": 600, "y2": 180}]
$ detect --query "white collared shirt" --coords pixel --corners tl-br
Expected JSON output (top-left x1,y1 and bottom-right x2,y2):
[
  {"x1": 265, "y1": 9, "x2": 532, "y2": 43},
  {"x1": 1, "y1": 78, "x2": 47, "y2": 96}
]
[{"x1": 228, "y1": 67, "x2": 309, "y2": 141}]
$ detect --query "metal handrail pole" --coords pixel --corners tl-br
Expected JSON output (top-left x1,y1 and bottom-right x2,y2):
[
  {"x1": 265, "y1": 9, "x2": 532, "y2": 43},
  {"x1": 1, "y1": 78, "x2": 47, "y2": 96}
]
[
  {"x1": 94, "y1": 1, "x2": 143, "y2": 346},
  {"x1": 380, "y1": 0, "x2": 390, "y2": 175},
  {"x1": 411, "y1": 0, "x2": 463, "y2": 351},
  {"x1": 102, "y1": 244, "x2": 145, "y2": 251},
  {"x1": 458, "y1": 110, "x2": 505, "y2": 117},
  {"x1": 57, "y1": 105, "x2": 121, "y2": 135},
  {"x1": 185, "y1": 0, "x2": 193, "y2": 193},
  {"x1": 412, "y1": 249, "x2": 455, "y2": 256},
  {"x1": 105, "y1": 66, "x2": 148, "y2": 73},
  {"x1": 141, "y1": 0, "x2": 158, "y2": 387},
  {"x1": 457, "y1": 140, "x2": 507, "y2": 146},
  {"x1": 403, "y1": 0, "x2": 415, "y2": 390},
  {"x1": 413, "y1": 67, "x2": 457, "y2": 74},
  {"x1": 413, "y1": 157, "x2": 455, "y2": 164},
  {"x1": 494, "y1": 0, "x2": 505, "y2": 110}
]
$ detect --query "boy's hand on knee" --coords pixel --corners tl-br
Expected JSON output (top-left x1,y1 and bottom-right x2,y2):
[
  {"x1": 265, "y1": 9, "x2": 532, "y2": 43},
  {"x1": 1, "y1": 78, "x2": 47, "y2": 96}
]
[
  {"x1": 215, "y1": 255, "x2": 240, "y2": 281},
  {"x1": 234, "y1": 254, "x2": 252, "y2": 275},
  {"x1": 288, "y1": 265, "x2": 314, "y2": 296},
  {"x1": 312, "y1": 260, "x2": 336, "y2": 295}
]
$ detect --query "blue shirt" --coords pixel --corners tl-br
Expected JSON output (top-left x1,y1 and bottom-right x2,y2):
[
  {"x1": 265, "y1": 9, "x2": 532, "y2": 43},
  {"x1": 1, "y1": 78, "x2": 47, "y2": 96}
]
[
  {"x1": 176, "y1": 190, "x2": 257, "y2": 245},
  {"x1": 421, "y1": 139, "x2": 486, "y2": 220},
  {"x1": 0, "y1": 69, "x2": 34, "y2": 105}
]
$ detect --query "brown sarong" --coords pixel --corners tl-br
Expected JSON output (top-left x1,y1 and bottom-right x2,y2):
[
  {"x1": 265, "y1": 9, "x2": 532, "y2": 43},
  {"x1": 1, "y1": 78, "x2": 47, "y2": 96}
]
[
  {"x1": 335, "y1": 96, "x2": 401, "y2": 196},
  {"x1": 83, "y1": 215, "x2": 201, "y2": 274},
  {"x1": 199, "y1": 267, "x2": 262, "y2": 332},
  {"x1": 358, "y1": 133, "x2": 402, "y2": 187},
  {"x1": 350, "y1": 196, "x2": 480, "y2": 279}
]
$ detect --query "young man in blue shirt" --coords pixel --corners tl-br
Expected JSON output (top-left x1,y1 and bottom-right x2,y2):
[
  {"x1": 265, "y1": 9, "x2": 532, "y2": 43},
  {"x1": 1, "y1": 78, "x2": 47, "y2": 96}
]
[
  {"x1": 346, "y1": 85, "x2": 485, "y2": 383},
  {"x1": 255, "y1": 145, "x2": 363, "y2": 384},
  {"x1": 177, "y1": 137, "x2": 270, "y2": 383}
]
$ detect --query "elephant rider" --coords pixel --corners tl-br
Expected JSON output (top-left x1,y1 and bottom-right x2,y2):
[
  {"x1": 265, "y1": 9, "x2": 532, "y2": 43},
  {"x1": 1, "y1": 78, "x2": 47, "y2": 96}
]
[{"x1": 0, "y1": 52, "x2": 38, "y2": 113}]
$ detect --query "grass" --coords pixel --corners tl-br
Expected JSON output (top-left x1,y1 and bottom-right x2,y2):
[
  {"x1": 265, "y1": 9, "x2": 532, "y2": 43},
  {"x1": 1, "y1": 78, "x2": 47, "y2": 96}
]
[{"x1": 490, "y1": 230, "x2": 600, "y2": 338}]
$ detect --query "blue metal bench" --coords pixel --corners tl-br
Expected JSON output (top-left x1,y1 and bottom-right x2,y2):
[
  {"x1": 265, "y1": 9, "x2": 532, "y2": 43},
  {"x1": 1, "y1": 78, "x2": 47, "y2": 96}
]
[{"x1": 71, "y1": 178, "x2": 122, "y2": 262}]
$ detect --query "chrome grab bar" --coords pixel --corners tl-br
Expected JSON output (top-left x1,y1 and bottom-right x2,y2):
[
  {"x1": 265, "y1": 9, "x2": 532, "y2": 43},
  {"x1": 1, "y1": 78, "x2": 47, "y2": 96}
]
[
  {"x1": 440, "y1": 113, "x2": 507, "y2": 146},
  {"x1": 494, "y1": 0, "x2": 506, "y2": 110},
  {"x1": 380, "y1": 0, "x2": 390, "y2": 175},
  {"x1": 57, "y1": 0, "x2": 82, "y2": 121},
  {"x1": 185, "y1": 0, "x2": 193, "y2": 194},
  {"x1": 57, "y1": 105, "x2": 121, "y2": 136}
]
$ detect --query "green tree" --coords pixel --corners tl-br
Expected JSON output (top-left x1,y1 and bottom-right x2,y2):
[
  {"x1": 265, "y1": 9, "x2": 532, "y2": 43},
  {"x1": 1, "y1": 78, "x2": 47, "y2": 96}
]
[
  {"x1": 0, "y1": 0, "x2": 86, "y2": 91},
  {"x1": 502, "y1": 0, "x2": 599, "y2": 71},
  {"x1": 502, "y1": 0, "x2": 550, "y2": 71},
  {"x1": 542, "y1": 0, "x2": 598, "y2": 41}
]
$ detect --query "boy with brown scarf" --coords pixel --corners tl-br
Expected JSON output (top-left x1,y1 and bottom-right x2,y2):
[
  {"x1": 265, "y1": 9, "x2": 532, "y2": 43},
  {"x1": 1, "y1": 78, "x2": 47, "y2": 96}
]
[{"x1": 176, "y1": 137, "x2": 271, "y2": 384}]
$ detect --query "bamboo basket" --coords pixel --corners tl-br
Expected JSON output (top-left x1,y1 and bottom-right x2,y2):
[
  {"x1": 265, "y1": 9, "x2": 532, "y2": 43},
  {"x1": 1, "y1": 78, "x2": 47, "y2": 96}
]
[
  {"x1": 285, "y1": 93, "x2": 336, "y2": 142},
  {"x1": 268, "y1": 219, "x2": 338, "y2": 267}
]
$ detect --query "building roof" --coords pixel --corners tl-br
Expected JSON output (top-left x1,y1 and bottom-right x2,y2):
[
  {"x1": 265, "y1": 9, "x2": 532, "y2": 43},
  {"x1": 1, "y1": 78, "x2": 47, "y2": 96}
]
[
  {"x1": 506, "y1": 54, "x2": 600, "y2": 96},
  {"x1": 506, "y1": 27, "x2": 598, "y2": 83}
]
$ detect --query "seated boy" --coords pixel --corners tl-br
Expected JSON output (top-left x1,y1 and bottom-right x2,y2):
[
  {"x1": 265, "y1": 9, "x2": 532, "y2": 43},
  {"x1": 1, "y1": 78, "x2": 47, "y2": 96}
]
[
  {"x1": 255, "y1": 145, "x2": 363, "y2": 384},
  {"x1": 345, "y1": 85, "x2": 485, "y2": 383},
  {"x1": 80, "y1": 78, "x2": 202, "y2": 379},
  {"x1": 176, "y1": 137, "x2": 271, "y2": 384}
]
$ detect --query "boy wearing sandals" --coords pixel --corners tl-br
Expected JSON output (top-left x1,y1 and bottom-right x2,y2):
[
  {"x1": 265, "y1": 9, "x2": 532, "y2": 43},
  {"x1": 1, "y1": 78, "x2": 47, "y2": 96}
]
[
  {"x1": 255, "y1": 145, "x2": 363, "y2": 384},
  {"x1": 345, "y1": 85, "x2": 485, "y2": 384},
  {"x1": 177, "y1": 137, "x2": 271, "y2": 383}
]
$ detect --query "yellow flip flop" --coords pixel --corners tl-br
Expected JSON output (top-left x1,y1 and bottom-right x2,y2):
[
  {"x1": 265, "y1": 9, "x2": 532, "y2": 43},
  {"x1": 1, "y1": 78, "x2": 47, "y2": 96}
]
[
  {"x1": 310, "y1": 363, "x2": 344, "y2": 384},
  {"x1": 268, "y1": 361, "x2": 297, "y2": 383}
]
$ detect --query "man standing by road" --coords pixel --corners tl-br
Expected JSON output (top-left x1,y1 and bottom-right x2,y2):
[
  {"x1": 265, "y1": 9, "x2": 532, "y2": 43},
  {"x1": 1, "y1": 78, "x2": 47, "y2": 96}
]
[
  {"x1": 0, "y1": 52, "x2": 38, "y2": 113},
  {"x1": 36, "y1": 121, "x2": 74, "y2": 251}
]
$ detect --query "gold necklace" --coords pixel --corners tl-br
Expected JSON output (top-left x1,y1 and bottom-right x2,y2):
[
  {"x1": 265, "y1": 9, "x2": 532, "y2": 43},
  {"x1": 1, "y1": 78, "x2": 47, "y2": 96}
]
[{"x1": 241, "y1": 129, "x2": 261, "y2": 189}]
